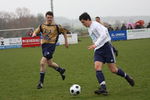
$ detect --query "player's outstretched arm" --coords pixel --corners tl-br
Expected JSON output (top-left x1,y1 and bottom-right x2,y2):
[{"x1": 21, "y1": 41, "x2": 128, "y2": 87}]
[
  {"x1": 63, "y1": 33, "x2": 69, "y2": 48},
  {"x1": 32, "y1": 32, "x2": 37, "y2": 37},
  {"x1": 32, "y1": 26, "x2": 40, "y2": 37}
]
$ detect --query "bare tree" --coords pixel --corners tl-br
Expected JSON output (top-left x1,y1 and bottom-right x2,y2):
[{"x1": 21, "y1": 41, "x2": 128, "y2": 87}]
[{"x1": 16, "y1": 7, "x2": 31, "y2": 18}]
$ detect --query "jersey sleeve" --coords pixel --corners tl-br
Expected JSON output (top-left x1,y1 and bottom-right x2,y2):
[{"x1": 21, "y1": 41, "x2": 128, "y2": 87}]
[
  {"x1": 58, "y1": 25, "x2": 67, "y2": 34},
  {"x1": 34, "y1": 25, "x2": 41, "y2": 34}
]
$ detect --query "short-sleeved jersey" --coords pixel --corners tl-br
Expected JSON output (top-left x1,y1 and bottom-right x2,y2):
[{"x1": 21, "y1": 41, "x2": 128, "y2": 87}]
[{"x1": 34, "y1": 23, "x2": 66, "y2": 44}]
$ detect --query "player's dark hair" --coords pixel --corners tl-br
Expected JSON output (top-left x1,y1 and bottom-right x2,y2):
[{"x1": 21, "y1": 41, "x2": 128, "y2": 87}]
[
  {"x1": 95, "y1": 16, "x2": 100, "y2": 19},
  {"x1": 79, "y1": 12, "x2": 91, "y2": 21},
  {"x1": 45, "y1": 11, "x2": 53, "y2": 17}
]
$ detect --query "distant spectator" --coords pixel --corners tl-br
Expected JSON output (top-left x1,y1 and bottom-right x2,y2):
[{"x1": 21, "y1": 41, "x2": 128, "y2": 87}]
[
  {"x1": 95, "y1": 16, "x2": 101, "y2": 23},
  {"x1": 95, "y1": 16, "x2": 104, "y2": 25},
  {"x1": 108, "y1": 25, "x2": 114, "y2": 31},
  {"x1": 135, "y1": 20, "x2": 145, "y2": 29},
  {"x1": 95, "y1": 17, "x2": 111, "y2": 31},
  {"x1": 103, "y1": 22, "x2": 109, "y2": 28},
  {"x1": 147, "y1": 22, "x2": 150, "y2": 28},
  {"x1": 127, "y1": 24, "x2": 133, "y2": 30},
  {"x1": 26, "y1": 29, "x2": 34, "y2": 37},
  {"x1": 135, "y1": 23, "x2": 143, "y2": 29},
  {"x1": 121, "y1": 24, "x2": 127, "y2": 30},
  {"x1": 115, "y1": 27, "x2": 120, "y2": 31}
]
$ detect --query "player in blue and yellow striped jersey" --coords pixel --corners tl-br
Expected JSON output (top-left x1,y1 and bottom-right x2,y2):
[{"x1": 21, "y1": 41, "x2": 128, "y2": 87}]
[{"x1": 32, "y1": 11, "x2": 69, "y2": 89}]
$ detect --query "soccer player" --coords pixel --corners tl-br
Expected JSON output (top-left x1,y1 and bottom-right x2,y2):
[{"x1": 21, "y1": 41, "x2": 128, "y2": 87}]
[
  {"x1": 79, "y1": 12, "x2": 134, "y2": 95},
  {"x1": 32, "y1": 11, "x2": 69, "y2": 89},
  {"x1": 95, "y1": 16, "x2": 119, "y2": 57}
]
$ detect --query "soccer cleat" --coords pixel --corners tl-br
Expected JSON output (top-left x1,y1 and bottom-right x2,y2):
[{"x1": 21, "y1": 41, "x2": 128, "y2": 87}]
[
  {"x1": 125, "y1": 75, "x2": 135, "y2": 87},
  {"x1": 94, "y1": 87, "x2": 108, "y2": 95},
  {"x1": 37, "y1": 82, "x2": 43, "y2": 89},
  {"x1": 60, "y1": 69, "x2": 66, "y2": 80},
  {"x1": 60, "y1": 68, "x2": 66, "y2": 74},
  {"x1": 61, "y1": 74, "x2": 65, "y2": 80}
]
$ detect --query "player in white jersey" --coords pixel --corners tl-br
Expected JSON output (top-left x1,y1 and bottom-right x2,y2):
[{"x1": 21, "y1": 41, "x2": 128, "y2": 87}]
[
  {"x1": 95, "y1": 16, "x2": 119, "y2": 57},
  {"x1": 79, "y1": 12, "x2": 134, "y2": 95}
]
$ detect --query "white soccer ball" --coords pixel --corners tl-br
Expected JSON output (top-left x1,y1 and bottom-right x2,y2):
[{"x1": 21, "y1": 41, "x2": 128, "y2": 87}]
[{"x1": 70, "y1": 84, "x2": 81, "y2": 96}]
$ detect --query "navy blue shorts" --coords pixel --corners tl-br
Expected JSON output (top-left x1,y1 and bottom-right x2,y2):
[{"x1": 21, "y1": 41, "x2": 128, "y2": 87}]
[
  {"x1": 41, "y1": 43, "x2": 56, "y2": 60},
  {"x1": 94, "y1": 42, "x2": 116, "y2": 63}
]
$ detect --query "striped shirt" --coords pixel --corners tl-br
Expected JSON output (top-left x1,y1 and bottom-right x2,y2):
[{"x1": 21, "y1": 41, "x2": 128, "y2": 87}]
[{"x1": 34, "y1": 23, "x2": 67, "y2": 44}]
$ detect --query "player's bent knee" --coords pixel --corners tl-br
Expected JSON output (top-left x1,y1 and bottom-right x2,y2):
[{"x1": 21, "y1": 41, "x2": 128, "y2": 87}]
[
  {"x1": 94, "y1": 61, "x2": 103, "y2": 70},
  {"x1": 95, "y1": 65, "x2": 101, "y2": 70},
  {"x1": 48, "y1": 64, "x2": 53, "y2": 67},
  {"x1": 40, "y1": 61, "x2": 46, "y2": 67},
  {"x1": 110, "y1": 68, "x2": 118, "y2": 73},
  {"x1": 47, "y1": 61, "x2": 53, "y2": 67},
  {"x1": 108, "y1": 64, "x2": 118, "y2": 73}
]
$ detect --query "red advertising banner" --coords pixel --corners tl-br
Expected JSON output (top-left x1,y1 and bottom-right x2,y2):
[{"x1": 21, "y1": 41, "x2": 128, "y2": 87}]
[{"x1": 22, "y1": 37, "x2": 41, "y2": 47}]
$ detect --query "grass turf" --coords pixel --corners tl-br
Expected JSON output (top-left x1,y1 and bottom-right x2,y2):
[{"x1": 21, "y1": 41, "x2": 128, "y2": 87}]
[{"x1": 0, "y1": 37, "x2": 150, "y2": 100}]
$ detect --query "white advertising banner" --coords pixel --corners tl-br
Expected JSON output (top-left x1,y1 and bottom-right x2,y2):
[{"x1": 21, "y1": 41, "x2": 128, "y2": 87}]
[
  {"x1": 9, "y1": 37, "x2": 22, "y2": 45},
  {"x1": 0, "y1": 38, "x2": 9, "y2": 46},
  {"x1": 0, "y1": 37, "x2": 22, "y2": 46},
  {"x1": 58, "y1": 34, "x2": 78, "y2": 45},
  {"x1": 0, "y1": 38, "x2": 4, "y2": 46},
  {"x1": 127, "y1": 28, "x2": 150, "y2": 40},
  {"x1": 0, "y1": 37, "x2": 22, "y2": 49}
]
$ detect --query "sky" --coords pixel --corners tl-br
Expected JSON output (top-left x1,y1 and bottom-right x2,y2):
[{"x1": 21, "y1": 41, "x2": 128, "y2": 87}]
[{"x1": 0, "y1": 0, "x2": 150, "y2": 19}]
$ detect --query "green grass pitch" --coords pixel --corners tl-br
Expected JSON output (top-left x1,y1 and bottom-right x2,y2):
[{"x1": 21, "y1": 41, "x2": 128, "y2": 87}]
[{"x1": 0, "y1": 37, "x2": 150, "y2": 100}]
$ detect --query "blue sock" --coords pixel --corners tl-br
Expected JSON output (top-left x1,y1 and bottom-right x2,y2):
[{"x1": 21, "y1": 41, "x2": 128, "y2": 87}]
[
  {"x1": 96, "y1": 71, "x2": 106, "y2": 88},
  {"x1": 116, "y1": 68, "x2": 127, "y2": 78},
  {"x1": 40, "y1": 72, "x2": 45, "y2": 83}
]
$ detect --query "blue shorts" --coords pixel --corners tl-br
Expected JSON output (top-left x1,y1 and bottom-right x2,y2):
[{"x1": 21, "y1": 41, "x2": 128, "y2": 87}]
[
  {"x1": 94, "y1": 42, "x2": 116, "y2": 63},
  {"x1": 42, "y1": 43, "x2": 56, "y2": 60}
]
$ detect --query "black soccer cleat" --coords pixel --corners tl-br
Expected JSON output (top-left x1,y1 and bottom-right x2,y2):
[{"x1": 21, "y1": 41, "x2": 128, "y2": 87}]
[
  {"x1": 94, "y1": 87, "x2": 108, "y2": 95},
  {"x1": 61, "y1": 74, "x2": 65, "y2": 80},
  {"x1": 60, "y1": 68, "x2": 66, "y2": 74},
  {"x1": 60, "y1": 69, "x2": 66, "y2": 80},
  {"x1": 37, "y1": 82, "x2": 43, "y2": 89},
  {"x1": 125, "y1": 75, "x2": 135, "y2": 87}
]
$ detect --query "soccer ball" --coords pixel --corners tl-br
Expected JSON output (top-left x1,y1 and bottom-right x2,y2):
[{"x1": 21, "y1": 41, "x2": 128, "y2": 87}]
[{"x1": 70, "y1": 84, "x2": 81, "y2": 96}]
